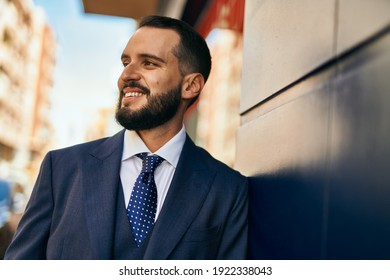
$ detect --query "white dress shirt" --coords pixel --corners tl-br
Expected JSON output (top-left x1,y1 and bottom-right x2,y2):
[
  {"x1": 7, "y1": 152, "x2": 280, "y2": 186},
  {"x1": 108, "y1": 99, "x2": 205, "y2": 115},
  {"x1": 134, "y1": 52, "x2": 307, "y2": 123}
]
[{"x1": 120, "y1": 126, "x2": 186, "y2": 220}]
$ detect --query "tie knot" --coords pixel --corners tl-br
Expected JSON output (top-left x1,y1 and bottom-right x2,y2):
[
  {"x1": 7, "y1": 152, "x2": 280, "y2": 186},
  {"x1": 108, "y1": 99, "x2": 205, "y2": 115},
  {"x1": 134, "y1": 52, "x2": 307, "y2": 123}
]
[{"x1": 136, "y1": 153, "x2": 164, "y2": 173}]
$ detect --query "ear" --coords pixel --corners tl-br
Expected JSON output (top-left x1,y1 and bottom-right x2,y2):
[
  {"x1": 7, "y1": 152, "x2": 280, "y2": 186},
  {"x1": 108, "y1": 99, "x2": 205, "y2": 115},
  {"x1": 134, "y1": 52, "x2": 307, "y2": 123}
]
[{"x1": 181, "y1": 73, "x2": 205, "y2": 101}]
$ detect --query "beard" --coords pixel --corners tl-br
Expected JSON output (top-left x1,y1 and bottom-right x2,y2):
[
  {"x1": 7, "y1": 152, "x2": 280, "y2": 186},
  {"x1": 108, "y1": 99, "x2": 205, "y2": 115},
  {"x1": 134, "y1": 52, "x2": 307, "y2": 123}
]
[{"x1": 115, "y1": 81, "x2": 182, "y2": 131}]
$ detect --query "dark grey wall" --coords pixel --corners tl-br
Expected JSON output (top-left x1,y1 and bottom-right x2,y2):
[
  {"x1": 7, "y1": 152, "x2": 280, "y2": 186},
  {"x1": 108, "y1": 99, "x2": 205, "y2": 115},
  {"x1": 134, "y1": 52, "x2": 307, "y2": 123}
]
[{"x1": 236, "y1": 0, "x2": 390, "y2": 259}]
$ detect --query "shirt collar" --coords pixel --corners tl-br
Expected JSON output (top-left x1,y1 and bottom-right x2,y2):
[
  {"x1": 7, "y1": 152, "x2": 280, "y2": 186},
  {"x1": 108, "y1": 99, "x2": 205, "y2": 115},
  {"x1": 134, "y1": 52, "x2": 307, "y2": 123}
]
[{"x1": 122, "y1": 126, "x2": 186, "y2": 168}]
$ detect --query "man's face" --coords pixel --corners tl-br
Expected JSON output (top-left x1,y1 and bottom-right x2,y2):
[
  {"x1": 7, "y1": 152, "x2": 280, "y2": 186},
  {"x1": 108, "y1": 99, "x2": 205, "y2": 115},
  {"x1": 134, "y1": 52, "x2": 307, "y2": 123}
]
[{"x1": 115, "y1": 27, "x2": 184, "y2": 131}]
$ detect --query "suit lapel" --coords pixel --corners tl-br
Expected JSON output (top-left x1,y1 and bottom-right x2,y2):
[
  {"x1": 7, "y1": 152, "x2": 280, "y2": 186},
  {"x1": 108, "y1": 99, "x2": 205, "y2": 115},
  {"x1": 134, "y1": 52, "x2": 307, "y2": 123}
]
[
  {"x1": 144, "y1": 136, "x2": 217, "y2": 259},
  {"x1": 82, "y1": 130, "x2": 125, "y2": 259}
]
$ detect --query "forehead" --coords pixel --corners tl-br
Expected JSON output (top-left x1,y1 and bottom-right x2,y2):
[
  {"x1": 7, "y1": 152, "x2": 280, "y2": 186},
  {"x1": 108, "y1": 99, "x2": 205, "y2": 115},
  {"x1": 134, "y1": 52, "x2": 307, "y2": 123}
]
[{"x1": 123, "y1": 27, "x2": 180, "y2": 58}]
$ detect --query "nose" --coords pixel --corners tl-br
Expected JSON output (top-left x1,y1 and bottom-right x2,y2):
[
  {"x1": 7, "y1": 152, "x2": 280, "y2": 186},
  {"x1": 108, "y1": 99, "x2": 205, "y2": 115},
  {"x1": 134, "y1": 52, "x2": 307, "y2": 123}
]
[{"x1": 119, "y1": 63, "x2": 142, "y2": 84}]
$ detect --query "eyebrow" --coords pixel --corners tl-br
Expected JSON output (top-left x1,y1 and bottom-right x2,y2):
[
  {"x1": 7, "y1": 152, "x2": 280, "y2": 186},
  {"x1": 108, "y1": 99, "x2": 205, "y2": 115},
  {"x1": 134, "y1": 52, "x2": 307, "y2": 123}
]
[{"x1": 120, "y1": 53, "x2": 166, "y2": 64}]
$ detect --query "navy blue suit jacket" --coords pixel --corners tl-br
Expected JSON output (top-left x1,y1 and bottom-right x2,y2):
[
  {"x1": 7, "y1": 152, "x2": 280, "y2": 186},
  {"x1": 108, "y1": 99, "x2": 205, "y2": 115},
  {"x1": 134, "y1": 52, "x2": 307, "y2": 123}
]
[{"x1": 5, "y1": 130, "x2": 248, "y2": 259}]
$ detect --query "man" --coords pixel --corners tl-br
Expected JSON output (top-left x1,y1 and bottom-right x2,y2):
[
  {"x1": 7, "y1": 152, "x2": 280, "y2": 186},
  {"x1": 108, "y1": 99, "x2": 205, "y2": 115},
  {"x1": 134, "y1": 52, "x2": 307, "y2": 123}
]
[{"x1": 5, "y1": 15, "x2": 248, "y2": 260}]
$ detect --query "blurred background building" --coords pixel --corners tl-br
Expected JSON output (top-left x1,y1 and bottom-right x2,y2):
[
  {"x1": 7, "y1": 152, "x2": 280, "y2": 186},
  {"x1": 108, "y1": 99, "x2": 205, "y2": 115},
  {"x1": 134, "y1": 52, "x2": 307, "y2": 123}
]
[{"x1": 0, "y1": 0, "x2": 55, "y2": 190}]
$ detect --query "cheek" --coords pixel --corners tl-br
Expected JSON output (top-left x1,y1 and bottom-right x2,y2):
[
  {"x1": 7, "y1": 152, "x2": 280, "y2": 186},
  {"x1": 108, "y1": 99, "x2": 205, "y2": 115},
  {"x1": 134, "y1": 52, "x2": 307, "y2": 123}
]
[
  {"x1": 145, "y1": 69, "x2": 182, "y2": 93},
  {"x1": 150, "y1": 76, "x2": 179, "y2": 91}
]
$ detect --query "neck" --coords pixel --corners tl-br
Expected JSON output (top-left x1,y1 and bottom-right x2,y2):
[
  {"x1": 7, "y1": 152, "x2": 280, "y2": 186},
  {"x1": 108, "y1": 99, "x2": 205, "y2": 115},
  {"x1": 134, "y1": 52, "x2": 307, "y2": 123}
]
[{"x1": 136, "y1": 119, "x2": 183, "y2": 153}]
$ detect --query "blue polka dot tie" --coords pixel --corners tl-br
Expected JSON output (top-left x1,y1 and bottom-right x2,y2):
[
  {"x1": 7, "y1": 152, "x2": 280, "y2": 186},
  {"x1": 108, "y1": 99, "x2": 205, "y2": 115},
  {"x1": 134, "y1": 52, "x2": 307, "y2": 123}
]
[{"x1": 127, "y1": 153, "x2": 164, "y2": 247}]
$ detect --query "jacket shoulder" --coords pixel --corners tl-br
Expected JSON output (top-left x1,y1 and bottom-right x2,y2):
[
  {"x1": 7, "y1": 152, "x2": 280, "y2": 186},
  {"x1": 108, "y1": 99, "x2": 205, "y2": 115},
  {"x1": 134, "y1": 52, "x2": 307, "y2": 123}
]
[{"x1": 48, "y1": 130, "x2": 124, "y2": 160}]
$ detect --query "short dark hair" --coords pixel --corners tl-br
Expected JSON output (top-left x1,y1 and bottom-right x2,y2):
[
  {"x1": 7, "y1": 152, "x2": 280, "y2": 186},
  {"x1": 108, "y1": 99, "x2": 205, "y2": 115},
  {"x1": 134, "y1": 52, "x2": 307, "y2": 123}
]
[{"x1": 139, "y1": 15, "x2": 212, "y2": 83}]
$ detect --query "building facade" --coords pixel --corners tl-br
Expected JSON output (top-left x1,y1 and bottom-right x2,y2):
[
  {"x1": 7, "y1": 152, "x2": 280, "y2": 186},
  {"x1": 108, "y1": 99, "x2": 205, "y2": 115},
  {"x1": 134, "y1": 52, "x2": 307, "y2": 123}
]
[{"x1": 236, "y1": 0, "x2": 390, "y2": 259}]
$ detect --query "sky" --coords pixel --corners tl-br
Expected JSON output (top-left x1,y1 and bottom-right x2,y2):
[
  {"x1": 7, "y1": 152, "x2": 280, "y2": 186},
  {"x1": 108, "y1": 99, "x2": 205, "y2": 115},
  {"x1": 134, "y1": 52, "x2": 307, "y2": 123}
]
[{"x1": 33, "y1": 0, "x2": 136, "y2": 148}]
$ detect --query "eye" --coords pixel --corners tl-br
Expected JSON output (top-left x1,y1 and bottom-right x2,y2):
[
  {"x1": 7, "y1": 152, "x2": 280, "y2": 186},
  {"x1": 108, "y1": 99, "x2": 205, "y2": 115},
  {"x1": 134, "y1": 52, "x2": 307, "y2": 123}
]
[
  {"x1": 122, "y1": 61, "x2": 129, "y2": 67},
  {"x1": 143, "y1": 60, "x2": 158, "y2": 67}
]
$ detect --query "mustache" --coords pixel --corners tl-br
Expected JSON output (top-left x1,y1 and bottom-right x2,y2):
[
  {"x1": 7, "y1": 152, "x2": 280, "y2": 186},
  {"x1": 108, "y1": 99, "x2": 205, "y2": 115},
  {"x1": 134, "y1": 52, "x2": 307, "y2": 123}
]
[{"x1": 121, "y1": 81, "x2": 150, "y2": 95}]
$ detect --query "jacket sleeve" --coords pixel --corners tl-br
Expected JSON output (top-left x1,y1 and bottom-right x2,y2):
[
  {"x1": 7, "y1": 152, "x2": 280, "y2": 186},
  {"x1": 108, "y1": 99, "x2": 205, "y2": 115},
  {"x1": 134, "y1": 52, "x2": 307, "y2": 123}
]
[
  {"x1": 5, "y1": 152, "x2": 54, "y2": 259},
  {"x1": 217, "y1": 176, "x2": 248, "y2": 259}
]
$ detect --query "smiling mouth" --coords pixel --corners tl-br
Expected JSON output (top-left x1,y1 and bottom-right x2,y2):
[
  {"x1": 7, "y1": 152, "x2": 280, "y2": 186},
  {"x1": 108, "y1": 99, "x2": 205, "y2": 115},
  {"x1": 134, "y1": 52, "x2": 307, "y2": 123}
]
[
  {"x1": 124, "y1": 92, "x2": 144, "y2": 97},
  {"x1": 121, "y1": 81, "x2": 150, "y2": 99}
]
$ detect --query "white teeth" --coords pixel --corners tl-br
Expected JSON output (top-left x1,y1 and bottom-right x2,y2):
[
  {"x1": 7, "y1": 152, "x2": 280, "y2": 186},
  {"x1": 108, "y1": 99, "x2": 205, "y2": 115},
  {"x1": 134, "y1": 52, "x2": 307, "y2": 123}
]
[{"x1": 124, "y1": 92, "x2": 143, "y2": 97}]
